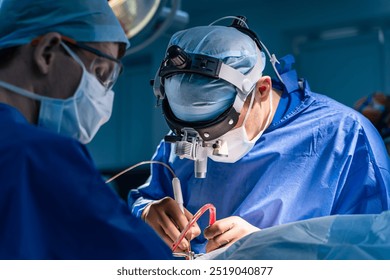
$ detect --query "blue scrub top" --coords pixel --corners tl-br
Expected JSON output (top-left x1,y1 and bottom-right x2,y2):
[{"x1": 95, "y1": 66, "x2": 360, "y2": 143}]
[
  {"x1": 0, "y1": 103, "x2": 172, "y2": 259},
  {"x1": 129, "y1": 57, "x2": 390, "y2": 254}
]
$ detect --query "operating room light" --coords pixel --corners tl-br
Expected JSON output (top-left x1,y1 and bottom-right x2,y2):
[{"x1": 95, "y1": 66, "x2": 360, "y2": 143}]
[
  {"x1": 109, "y1": 0, "x2": 161, "y2": 39},
  {"x1": 109, "y1": 0, "x2": 189, "y2": 55}
]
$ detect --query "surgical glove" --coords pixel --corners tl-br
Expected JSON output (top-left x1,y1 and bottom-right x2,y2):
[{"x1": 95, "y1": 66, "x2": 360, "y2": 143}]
[
  {"x1": 204, "y1": 216, "x2": 260, "y2": 253},
  {"x1": 142, "y1": 197, "x2": 201, "y2": 252}
]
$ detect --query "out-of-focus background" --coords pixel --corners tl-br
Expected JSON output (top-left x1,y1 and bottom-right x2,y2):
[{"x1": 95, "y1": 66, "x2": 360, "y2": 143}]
[{"x1": 94, "y1": 0, "x2": 390, "y2": 197}]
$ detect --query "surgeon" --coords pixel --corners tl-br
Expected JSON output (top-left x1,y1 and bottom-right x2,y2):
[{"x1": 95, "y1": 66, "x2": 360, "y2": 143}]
[
  {"x1": 128, "y1": 16, "x2": 390, "y2": 255},
  {"x1": 0, "y1": 0, "x2": 171, "y2": 259}
]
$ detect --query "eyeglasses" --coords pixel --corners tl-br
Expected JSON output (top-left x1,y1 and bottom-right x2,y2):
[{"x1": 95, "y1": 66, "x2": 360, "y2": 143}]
[{"x1": 61, "y1": 36, "x2": 123, "y2": 90}]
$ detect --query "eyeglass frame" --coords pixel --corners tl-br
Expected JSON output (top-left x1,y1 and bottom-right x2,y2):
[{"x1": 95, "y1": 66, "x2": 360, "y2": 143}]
[
  {"x1": 31, "y1": 35, "x2": 123, "y2": 90},
  {"x1": 61, "y1": 36, "x2": 123, "y2": 90}
]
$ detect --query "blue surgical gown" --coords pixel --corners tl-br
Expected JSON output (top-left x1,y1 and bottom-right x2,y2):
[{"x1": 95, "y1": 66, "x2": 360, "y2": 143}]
[
  {"x1": 128, "y1": 65, "x2": 390, "y2": 254},
  {"x1": 0, "y1": 103, "x2": 172, "y2": 260}
]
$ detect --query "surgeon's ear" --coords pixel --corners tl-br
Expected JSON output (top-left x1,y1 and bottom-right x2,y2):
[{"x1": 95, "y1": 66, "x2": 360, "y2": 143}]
[
  {"x1": 31, "y1": 32, "x2": 62, "y2": 75},
  {"x1": 257, "y1": 76, "x2": 272, "y2": 101}
]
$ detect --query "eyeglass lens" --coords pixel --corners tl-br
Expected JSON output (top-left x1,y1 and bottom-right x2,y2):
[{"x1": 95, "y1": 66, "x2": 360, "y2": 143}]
[{"x1": 89, "y1": 56, "x2": 121, "y2": 90}]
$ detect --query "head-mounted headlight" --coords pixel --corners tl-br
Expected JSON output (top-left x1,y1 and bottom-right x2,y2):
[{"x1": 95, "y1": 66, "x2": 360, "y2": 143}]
[{"x1": 152, "y1": 18, "x2": 266, "y2": 140}]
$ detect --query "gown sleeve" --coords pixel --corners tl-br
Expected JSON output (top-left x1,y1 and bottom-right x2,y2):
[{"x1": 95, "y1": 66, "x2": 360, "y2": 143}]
[{"x1": 330, "y1": 117, "x2": 390, "y2": 214}]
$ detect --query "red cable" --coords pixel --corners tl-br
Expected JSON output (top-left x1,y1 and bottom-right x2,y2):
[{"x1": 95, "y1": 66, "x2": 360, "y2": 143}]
[{"x1": 171, "y1": 203, "x2": 216, "y2": 252}]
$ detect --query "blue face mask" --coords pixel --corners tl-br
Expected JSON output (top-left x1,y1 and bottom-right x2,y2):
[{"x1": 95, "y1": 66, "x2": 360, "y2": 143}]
[{"x1": 0, "y1": 42, "x2": 114, "y2": 144}]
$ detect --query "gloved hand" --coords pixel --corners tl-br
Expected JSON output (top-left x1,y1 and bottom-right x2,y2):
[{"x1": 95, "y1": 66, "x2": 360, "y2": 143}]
[
  {"x1": 204, "y1": 216, "x2": 260, "y2": 253},
  {"x1": 142, "y1": 197, "x2": 201, "y2": 252}
]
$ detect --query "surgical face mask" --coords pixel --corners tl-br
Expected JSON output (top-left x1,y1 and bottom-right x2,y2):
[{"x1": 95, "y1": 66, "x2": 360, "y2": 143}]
[
  {"x1": 0, "y1": 42, "x2": 114, "y2": 144},
  {"x1": 208, "y1": 89, "x2": 273, "y2": 163}
]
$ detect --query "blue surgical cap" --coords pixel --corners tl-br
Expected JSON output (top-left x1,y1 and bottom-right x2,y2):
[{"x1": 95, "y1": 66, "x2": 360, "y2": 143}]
[
  {"x1": 0, "y1": 0, "x2": 129, "y2": 49},
  {"x1": 164, "y1": 25, "x2": 261, "y2": 122}
]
